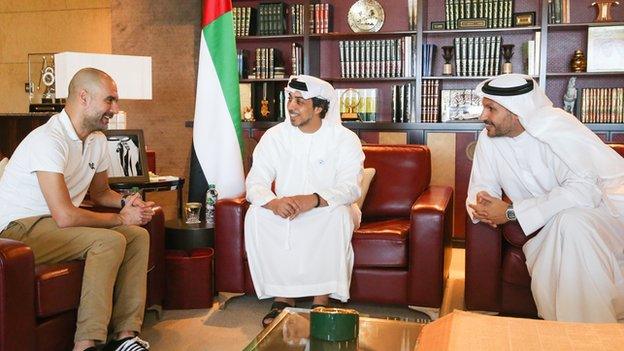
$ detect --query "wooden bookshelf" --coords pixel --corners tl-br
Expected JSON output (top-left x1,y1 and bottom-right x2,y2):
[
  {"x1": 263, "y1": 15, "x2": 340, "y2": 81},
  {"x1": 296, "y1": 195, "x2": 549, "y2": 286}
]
[{"x1": 232, "y1": 0, "x2": 624, "y2": 239}]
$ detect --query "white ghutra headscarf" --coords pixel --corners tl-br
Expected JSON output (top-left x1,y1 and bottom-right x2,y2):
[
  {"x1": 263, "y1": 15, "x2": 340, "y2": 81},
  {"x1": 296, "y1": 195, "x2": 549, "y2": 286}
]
[{"x1": 284, "y1": 75, "x2": 341, "y2": 125}]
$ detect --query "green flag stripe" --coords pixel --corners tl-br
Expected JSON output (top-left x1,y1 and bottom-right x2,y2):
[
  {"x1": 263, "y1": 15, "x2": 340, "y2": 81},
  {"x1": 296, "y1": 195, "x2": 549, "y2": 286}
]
[{"x1": 203, "y1": 12, "x2": 243, "y2": 150}]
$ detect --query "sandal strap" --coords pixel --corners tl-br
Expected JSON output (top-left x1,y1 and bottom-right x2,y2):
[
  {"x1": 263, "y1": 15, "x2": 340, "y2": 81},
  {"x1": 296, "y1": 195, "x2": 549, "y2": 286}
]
[{"x1": 270, "y1": 300, "x2": 294, "y2": 311}]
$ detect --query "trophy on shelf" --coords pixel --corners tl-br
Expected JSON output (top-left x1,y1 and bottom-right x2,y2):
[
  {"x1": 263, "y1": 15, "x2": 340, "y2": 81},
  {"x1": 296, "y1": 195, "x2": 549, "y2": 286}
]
[
  {"x1": 501, "y1": 44, "x2": 515, "y2": 74},
  {"x1": 570, "y1": 50, "x2": 587, "y2": 72},
  {"x1": 591, "y1": 1, "x2": 619, "y2": 22},
  {"x1": 341, "y1": 89, "x2": 361, "y2": 121},
  {"x1": 442, "y1": 46, "x2": 454, "y2": 76}
]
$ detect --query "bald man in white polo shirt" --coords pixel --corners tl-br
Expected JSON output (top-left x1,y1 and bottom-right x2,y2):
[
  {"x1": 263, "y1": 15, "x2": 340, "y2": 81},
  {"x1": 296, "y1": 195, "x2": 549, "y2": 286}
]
[{"x1": 0, "y1": 68, "x2": 153, "y2": 351}]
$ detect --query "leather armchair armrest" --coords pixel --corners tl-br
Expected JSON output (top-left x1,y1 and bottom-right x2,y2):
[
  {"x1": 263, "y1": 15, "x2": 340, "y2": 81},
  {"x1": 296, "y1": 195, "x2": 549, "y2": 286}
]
[
  {"x1": 215, "y1": 196, "x2": 249, "y2": 293},
  {"x1": 0, "y1": 239, "x2": 37, "y2": 351},
  {"x1": 465, "y1": 216, "x2": 502, "y2": 312},
  {"x1": 407, "y1": 185, "x2": 453, "y2": 307}
]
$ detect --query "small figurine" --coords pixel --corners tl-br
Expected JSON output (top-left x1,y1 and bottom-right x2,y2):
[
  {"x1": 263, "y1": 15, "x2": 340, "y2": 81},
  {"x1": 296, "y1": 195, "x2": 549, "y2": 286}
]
[{"x1": 563, "y1": 77, "x2": 577, "y2": 114}]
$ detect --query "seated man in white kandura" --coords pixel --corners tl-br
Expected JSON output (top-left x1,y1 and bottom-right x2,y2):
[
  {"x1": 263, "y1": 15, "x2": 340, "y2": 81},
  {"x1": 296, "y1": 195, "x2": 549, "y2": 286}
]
[
  {"x1": 467, "y1": 73, "x2": 624, "y2": 323},
  {"x1": 244, "y1": 75, "x2": 364, "y2": 327}
]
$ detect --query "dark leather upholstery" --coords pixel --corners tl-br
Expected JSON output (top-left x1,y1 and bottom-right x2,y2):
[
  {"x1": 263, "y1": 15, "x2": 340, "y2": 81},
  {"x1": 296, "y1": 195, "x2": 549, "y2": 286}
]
[
  {"x1": 164, "y1": 248, "x2": 214, "y2": 309},
  {"x1": 465, "y1": 143, "x2": 624, "y2": 317},
  {"x1": 215, "y1": 144, "x2": 453, "y2": 307},
  {"x1": 0, "y1": 208, "x2": 165, "y2": 351}
]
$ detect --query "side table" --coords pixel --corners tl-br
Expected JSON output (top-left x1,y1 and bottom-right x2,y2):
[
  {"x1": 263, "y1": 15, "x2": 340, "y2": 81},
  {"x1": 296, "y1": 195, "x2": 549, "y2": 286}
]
[{"x1": 165, "y1": 219, "x2": 214, "y2": 251}]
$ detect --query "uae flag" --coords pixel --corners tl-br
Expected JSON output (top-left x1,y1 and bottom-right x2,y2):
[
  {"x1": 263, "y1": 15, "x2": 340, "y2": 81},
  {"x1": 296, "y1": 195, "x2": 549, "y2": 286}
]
[{"x1": 193, "y1": 0, "x2": 245, "y2": 198}]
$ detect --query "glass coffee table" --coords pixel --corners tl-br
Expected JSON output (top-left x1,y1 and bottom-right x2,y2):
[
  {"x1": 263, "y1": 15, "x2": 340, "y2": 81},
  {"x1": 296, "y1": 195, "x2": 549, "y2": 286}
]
[{"x1": 243, "y1": 308, "x2": 427, "y2": 351}]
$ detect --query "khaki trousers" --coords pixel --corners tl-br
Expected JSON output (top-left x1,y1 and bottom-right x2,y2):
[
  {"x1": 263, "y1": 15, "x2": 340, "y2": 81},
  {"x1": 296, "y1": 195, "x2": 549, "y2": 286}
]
[{"x1": 0, "y1": 216, "x2": 149, "y2": 343}]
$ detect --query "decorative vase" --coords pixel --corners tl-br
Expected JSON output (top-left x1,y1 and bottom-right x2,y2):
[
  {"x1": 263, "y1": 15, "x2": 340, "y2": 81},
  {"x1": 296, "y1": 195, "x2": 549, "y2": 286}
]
[
  {"x1": 591, "y1": 1, "x2": 619, "y2": 22},
  {"x1": 570, "y1": 50, "x2": 587, "y2": 72},
  {"x1": 501, "y1": 44, "x2": 515, "y2": 74}
]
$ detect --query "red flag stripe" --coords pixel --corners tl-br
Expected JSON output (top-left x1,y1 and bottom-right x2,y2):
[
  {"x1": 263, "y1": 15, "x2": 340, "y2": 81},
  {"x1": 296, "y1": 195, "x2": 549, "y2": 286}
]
[{"x1": 202, "y1": 0, "x2": 232, "y2": 27}]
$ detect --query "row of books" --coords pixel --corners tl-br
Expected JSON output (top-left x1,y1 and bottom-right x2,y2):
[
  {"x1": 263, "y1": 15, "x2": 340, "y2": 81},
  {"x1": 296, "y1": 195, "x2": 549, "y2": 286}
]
[
  {"x1": 522, "y1": 32, "x2": 542, "y2": 76},
  {"x1": 422, "y1": 80, "x2": 441, "y2": 123},
  {"x1": 291, "y1": 43, "x2": 303, "y2": 76},
  {"x1": 339, "y1": 37, "x2": 416, "y2": 79},
  {"x1": 256, "y1": 2, "x2": 286, "y2": 36},
  {"x1": 233, "y1": 2, "x2": 330, "y2": 37},
  {"x1": 289, "y1": 4, "x2": 305, "y2": 35},
  {"x1": 251, "y1": 48, "x2": 283, "y2": 79},
  {"x1": 445, "y1": 0, "x2": 515, "y2": 29},
  {"x1": 392, "y1": 83, "x2": 416, "y2": 123},
  {"x1": 547, "y1": 0, "x2": 571, "y2": 24},
  {"x1": 309, "y1": 3, "x2": 332, "y2": 34},
  {"x1": 578, "y1": 87, "x2": 624, "y2": 124},
  {"x1": 336, "y1": 88, "x2": 378, "y2": 122},
  {"x1": 453, "y1": 36, "x2": 502, "y2": 77},
  {"x1": 233, "y1": 7, "x2": 254, "y2": 37}
]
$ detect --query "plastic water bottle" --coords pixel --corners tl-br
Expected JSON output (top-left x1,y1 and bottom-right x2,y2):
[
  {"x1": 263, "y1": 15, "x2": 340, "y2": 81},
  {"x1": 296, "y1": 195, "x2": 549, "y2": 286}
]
[{"x1": 205, "y1": 183, "x2": 218, "y2": 225}]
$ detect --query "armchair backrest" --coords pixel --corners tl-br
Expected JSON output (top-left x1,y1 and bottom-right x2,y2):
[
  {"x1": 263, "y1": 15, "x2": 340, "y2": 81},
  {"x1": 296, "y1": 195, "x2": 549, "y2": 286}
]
[
  {"x1": 361, "y1": 144, "x2": 431, "y2": 219},
  {"x1": 609, "y1": 143, "x2": 624, "y2": 158}
]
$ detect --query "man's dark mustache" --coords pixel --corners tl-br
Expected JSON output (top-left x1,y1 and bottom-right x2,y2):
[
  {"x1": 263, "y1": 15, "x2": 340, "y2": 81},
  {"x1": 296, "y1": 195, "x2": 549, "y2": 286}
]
[{"x1": 484, "y1": 121, "x2": 494, "y2": 126}]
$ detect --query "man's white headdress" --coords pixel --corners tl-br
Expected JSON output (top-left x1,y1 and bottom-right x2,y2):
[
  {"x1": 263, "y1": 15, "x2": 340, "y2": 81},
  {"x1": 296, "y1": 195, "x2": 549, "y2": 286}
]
[
  {"x1": 476, "y1": 73, "x2": 624, "y2": 182},
  {"x1": 284, "y1": 75, "x2": 341, "y2": 125}
]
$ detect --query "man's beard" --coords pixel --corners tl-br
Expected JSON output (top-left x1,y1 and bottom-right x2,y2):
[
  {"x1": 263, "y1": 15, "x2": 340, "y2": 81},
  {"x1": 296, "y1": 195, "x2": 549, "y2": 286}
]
[{"x1": 83, "y1": 112, "x2": 110, "y2": 132}]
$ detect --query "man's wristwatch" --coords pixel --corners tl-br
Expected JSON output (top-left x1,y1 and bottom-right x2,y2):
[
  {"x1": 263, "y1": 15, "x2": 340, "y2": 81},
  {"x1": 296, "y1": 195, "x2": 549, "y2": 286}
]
[{"x1": 505, "y1": 204, "x2": 517, "y2": 221}]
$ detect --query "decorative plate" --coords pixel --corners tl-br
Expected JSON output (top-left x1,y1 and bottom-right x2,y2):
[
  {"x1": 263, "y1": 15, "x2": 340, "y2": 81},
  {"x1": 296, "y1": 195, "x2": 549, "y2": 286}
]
[{"x1": 347, "y1": 0, "x2": 385, "y2": 33}]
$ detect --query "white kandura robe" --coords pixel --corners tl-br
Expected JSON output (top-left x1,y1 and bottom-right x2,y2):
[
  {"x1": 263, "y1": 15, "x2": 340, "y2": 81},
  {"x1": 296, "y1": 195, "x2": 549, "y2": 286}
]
[
  {"x1": 467, "y1": 130, "x2": 624, "y2": 323},
  {"x1": 244, "y1": 119, "x2": 364, "y2": 302}
]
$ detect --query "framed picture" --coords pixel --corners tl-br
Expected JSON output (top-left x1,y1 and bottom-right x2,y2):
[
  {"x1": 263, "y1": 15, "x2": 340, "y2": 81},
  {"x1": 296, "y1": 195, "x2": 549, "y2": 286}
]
[
  {"x1": 103, "y1": 129, "x2": 149, "y2": 184},
  {"x1": 440, "y1": 89, "x2": 483, "y2": 122},
  {"x1": 513, "y1": 12, "x2": 535, "y2": 27},
  {"x1": 587, "y1": 26, "x2": 624, "y2": 72},
  {"x1": 430, "y1": 21, "x2": 446, "y2": 30}
]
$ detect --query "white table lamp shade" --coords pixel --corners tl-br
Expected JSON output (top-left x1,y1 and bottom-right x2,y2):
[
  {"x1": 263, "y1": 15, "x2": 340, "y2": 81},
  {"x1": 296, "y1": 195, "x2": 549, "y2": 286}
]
[{"x1": 54, "y1": 52, "x2": 152, "y2": 100}]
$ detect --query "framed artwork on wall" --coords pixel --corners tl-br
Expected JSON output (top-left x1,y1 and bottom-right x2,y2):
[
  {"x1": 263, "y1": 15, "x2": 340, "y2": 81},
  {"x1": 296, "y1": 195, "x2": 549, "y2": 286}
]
[
  {"x1": 587, "y1": 25, "x2": 624, "y2": 72},
  {"x1": 104, "y1": 129, "x2": 149, "y2": 184}
]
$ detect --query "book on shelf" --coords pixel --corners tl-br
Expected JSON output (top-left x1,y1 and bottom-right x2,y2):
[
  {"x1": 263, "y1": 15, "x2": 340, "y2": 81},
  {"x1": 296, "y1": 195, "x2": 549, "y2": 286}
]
[
  {"x1": 522, "y1": 31, "x2": 541, "y2": 76},
  {"x1": 336, "y1": 88, "x2": 378, "y2": 122},
  {"x1": 237, "y1": 49, "x2": 248, "y2": 78},
  {"x1": 440, "y1": 89, "x2": 483, "y2": 122},
  {"x1": 408, "y1": 0, "x2": 418, "y2": 31},
  {"x1": 422, "y1": 44, "x2": 437, "y2": 77},
  {"x1": 587, "y1": 26, "x2": 624, "y2": 73},
  {"x1": 548, "y1": 0, "x2": 570, "y2": 24},
  {"x1": 578, "y1": 87, "x2": 624, "y2": 124},
  {"x1": 444, "y1": 0, "x2": 514, "y2": 30}
]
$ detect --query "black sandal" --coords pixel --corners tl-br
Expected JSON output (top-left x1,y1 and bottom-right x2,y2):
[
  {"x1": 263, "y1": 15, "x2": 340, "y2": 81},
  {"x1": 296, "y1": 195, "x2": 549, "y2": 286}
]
[{"x1": 262, "y1": 301, "x2": 293, "y2": 328}]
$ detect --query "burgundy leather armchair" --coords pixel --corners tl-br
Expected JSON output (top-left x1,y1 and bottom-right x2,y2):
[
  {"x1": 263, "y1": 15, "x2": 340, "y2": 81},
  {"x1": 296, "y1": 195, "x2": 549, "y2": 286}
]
[
  {"x1": 215, "y1": 144, "x2": 453, "y2": 311},
  {"x1": 465, "y1": 143, "x2": 624, "y2": 317},
  {"x1": 0, "y1": 208, "x2": 165, "y2": 351}
]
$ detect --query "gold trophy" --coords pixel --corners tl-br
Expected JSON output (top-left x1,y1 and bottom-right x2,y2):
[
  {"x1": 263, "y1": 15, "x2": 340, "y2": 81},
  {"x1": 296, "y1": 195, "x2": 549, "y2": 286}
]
[
  {"x1": 591, "y1": 1, "x2": 619, "y2": 22},
  {"x1": 340, "y1": 89, "x2": 361, "y2": 121}
]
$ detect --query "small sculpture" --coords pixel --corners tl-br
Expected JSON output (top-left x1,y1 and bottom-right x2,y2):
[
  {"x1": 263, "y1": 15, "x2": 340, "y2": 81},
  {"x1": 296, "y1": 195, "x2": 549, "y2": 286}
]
[{"x1": 563, "y1": 77, "x2": 577, "y2": 114}]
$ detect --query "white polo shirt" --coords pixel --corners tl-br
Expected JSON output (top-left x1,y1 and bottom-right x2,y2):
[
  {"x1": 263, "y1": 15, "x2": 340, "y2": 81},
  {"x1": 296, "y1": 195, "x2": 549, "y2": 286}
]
[{"x1": 0, "y1": 110, "x2": 110, "y2": 231}]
